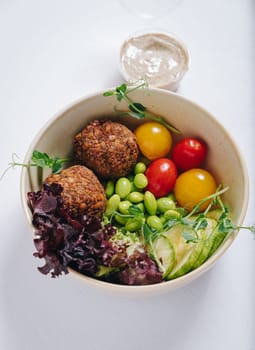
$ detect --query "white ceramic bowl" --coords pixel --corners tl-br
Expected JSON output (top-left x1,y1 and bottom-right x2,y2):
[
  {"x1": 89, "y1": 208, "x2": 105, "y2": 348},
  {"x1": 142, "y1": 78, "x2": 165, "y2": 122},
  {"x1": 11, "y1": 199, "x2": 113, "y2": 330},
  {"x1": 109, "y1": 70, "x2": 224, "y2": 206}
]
[{"x1": 20, "y1": 87, "x2": 249, "y2": 296}]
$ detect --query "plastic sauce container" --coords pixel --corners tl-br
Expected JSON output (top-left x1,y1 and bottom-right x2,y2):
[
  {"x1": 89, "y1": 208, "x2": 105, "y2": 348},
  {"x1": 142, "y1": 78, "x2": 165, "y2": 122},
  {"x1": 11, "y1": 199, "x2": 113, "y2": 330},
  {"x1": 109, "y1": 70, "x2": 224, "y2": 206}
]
[{"x1": 119, "y1": 31, "x2": 190, "y2": 91}]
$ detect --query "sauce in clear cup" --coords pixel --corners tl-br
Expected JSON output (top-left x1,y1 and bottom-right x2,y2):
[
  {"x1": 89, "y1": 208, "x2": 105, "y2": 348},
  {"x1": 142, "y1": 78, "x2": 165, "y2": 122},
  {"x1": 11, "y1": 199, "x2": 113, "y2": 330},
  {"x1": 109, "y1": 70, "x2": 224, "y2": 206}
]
[{"x1": 120, "y1": 30, "x2": 190, "y2": 91}]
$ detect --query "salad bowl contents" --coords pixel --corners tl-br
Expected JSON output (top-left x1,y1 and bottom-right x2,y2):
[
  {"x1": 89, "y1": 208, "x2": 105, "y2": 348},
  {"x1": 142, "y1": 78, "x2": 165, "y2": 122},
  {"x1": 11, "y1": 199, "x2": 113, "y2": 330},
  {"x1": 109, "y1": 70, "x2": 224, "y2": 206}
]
[{"x1": 20, "y1": 83, "x2": 250, "y2": 294}]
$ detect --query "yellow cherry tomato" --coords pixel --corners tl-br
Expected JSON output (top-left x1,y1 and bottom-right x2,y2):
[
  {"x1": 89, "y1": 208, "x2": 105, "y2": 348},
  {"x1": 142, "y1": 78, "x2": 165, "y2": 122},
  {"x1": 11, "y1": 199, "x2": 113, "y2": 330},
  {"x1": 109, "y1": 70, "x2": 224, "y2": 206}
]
[
  {"x1": 174, "y1": 168, "x2": 217, "y2": 212},
  {"x1": 134, "y1": 122, "x2": 172, "y2": 160}
]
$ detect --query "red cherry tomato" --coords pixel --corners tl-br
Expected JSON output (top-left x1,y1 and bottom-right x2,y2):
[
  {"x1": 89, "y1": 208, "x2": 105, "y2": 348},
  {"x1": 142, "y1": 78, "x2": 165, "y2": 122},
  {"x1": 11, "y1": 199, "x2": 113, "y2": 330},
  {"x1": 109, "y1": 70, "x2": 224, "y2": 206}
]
[
  {"x1": 171, "y1": 137, "x2": 207, "y2": 171},
  {"x1": 145, "y1": 158, "x2": 178, "y2": 198}
]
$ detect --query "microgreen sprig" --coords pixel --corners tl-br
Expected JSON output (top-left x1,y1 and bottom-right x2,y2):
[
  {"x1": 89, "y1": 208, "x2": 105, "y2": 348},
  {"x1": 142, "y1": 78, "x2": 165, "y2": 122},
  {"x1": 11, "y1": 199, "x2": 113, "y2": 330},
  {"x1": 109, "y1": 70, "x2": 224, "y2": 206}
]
[
  {"x1": 141, "y1": 223, "x2": 160, "y2": 257},
  {"x1": 184, "y1": 186, "x2": 229, "y2": 220},
  {"x1": 31, "y1": 150, "x2": 71, "y2": 173},
  {"x1": 103, "y1": 81, "x2": 181, "y2": 134},
  {"x1": 178, "y1": 186, "x2": 255, "y2": 243},
  {"x1": 1, "y1": 150, "x2": 70, "y2": 180}
]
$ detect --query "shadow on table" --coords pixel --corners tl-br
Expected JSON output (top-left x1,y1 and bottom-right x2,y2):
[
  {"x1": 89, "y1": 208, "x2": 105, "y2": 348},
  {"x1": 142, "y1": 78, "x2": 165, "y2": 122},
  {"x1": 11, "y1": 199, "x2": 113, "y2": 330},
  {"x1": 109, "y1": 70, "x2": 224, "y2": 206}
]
[{"x1": 2, "y1": 219, "x2": 215, "y2": 350}]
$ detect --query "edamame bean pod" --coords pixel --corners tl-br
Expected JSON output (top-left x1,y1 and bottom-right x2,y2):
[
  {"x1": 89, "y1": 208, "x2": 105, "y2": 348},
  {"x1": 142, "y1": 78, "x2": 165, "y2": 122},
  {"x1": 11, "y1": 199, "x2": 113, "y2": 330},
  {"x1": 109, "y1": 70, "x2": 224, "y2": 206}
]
[
  {"x1": 159, "y1": 215, "x2": 167, "y2": 224},
  {"x1": 147, "y1": 215, "x2": 163, "y2": 231},
  {"x1": 115, "y1": 177, "x2": 131, "y2": 199},
  {"x1": 134, "y1": 162, "x2": 147, "y2": 174},
  {"x1": 157, "y1": 197, "x2": 176, "y2": 213},
  {"x1": 114, "y1": 213, "x2": 128, "y2": 225},
  {"x1": 105, "y1": 180, "x2": 115, "y2": 198},
  {"x1": 164, "y1": 209, "x2": 181, "y2": 220},
  {"x1": 118, "y1": 200, "x2": 132, "y2": 215},
  {"x1": 128, "y1": 191, "x2": 144, "y2": 203},
  {"x1": 134, "y1": 173, "x2": 148, "y2": 189},
  {"x1": 105, "y1": 194, "x2": 120, "y2": 216},
  {"x1": 144, "y1": 191, "x2": 157, "y2": 215},
  {"x1": 125, "y1": 218, "x2": 143, "y2": 232}
]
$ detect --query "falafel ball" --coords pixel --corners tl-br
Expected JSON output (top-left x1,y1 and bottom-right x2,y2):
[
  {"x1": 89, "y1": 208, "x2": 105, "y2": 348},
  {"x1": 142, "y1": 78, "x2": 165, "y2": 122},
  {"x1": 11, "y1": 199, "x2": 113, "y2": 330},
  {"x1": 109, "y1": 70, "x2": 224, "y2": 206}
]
[
  {"x1": 44, "y1": 165, "x2": 106, "y2": 218},
  {"x1": 73, "y1": 119, "x2": 139, "y2": 179}
]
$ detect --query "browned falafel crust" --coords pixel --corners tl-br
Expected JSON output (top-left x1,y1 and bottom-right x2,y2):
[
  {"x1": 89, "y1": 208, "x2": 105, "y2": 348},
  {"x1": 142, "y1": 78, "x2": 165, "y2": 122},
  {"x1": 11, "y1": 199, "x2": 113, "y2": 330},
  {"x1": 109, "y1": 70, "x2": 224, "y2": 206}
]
[
  {"x1": 44, "y1": 165, "x2": 106, "y2": 218},
  {"x1": 73, "y1": 119, "x2": 139, "y2": 179}
]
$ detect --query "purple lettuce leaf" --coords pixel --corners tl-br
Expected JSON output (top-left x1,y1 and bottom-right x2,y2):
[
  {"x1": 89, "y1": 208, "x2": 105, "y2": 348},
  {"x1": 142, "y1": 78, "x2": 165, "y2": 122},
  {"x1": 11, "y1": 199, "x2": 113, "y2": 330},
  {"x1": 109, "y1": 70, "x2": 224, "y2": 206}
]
[{"x1": 27, "y1": 183, "x2": 163, "y2": 285}]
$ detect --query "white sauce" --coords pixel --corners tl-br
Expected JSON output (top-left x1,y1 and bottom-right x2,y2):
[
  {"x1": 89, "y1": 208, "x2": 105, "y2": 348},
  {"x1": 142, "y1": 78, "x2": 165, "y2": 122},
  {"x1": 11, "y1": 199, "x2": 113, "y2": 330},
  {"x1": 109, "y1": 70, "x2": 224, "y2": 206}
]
[{"x1": 120, "y1": 32, "x2": 189, "y2": 90}]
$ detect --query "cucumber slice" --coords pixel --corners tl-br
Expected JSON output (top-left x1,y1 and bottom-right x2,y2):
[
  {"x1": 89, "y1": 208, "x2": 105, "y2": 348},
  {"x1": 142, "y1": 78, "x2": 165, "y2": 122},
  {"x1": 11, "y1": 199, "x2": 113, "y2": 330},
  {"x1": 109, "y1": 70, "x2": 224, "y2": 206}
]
[
  {"x1": 161, "y1": 211, "x2": 231, "y2": 280},
  {"x1": 162, "y1": 224, "x2": 203, "y2": 280},
  {"x1": 152, "y1": 235, "x2": 175, "y2": 278},
  {"x1": 192, "y1": 218, "x2": 218, "y2": 269},
  {"x1": 165, "y1": 218, "x2": 220, "y2": 280},
  {"x1": 164, "y1": 224, "x2": 191, "y2": 264},
  {"x1": 205, "y1": 209, "x2": 230, "y2": 258},
  {"x1": 208, "y1": 230, "x2": 228, "y2": 257},
  {"x1": 166, "y1": 237, "x2": 205, "y2": 280}
]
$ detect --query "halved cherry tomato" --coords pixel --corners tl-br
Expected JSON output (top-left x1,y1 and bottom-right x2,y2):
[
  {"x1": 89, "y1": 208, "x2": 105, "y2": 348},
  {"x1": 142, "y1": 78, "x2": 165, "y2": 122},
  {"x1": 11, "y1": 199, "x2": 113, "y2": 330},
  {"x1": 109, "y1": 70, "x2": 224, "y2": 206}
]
[
  {"x1": 171, "y1": 137, "x2": 207, "y2": 171},
  {"x1": 174, "y1": 168, "x2": 217, "y2": 212},
  {"x1": 134, "y1": 122, "x2": 172, "y2": 160},
  {"x1": 145, "y1": 158, "x2": 178, "y2": 198}
]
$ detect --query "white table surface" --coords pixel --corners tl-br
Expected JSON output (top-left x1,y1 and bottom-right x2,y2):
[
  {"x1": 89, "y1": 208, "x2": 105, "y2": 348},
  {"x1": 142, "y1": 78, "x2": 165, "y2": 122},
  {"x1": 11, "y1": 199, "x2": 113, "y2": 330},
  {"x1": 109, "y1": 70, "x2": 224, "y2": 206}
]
[{"x1": 0, "y1": 1, "x2": 254, "y2": 349}]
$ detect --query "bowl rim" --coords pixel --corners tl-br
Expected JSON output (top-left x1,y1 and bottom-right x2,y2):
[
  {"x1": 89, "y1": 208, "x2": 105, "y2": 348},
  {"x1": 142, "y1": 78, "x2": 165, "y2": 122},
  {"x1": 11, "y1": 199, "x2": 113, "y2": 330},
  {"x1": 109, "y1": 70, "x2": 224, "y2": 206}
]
[{"x1": 20, "y1": 87, "x2": 249, "y2": 295}]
